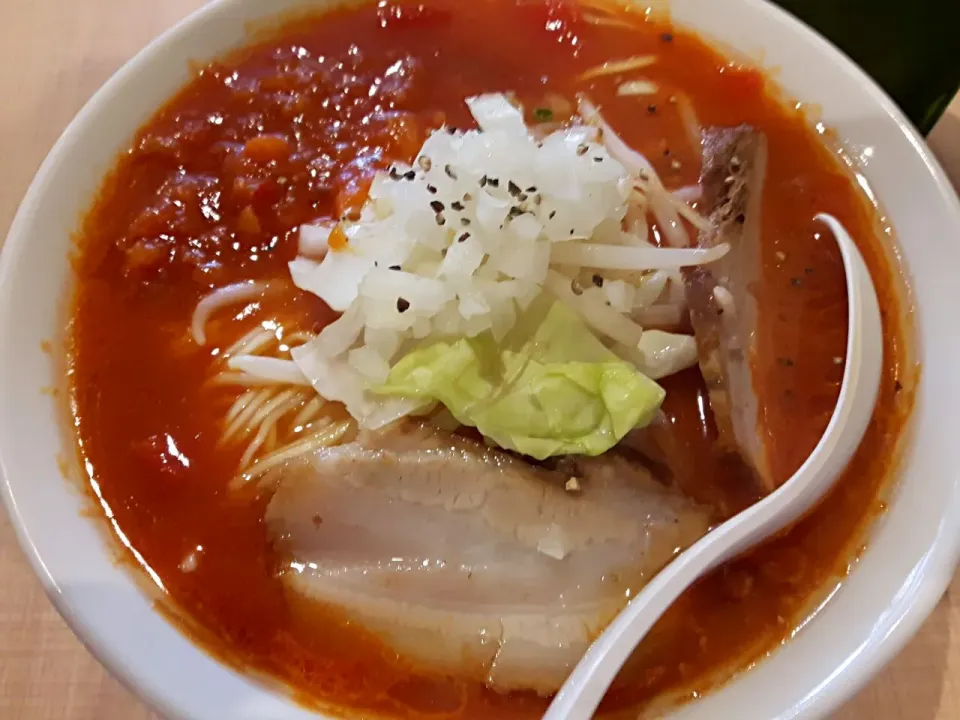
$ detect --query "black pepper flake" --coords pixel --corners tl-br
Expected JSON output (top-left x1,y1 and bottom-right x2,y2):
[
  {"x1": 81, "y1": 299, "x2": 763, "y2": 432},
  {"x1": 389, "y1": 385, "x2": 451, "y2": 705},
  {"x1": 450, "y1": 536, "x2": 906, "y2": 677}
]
[
  {"x1": 435, "y1": 214, "x2": 446, "y2": 226},
  {"x1": 593, "y1": 156, "x2": 603, "y2": 163},
  {"x1": 734, "y1": 212, "x2": 746, "y2": 224},
  {"x1": 508, "y1": 180, "x2": 522, "y2": 197},
  {"x1": 403, "y1": 170, "x2": 416, "y2": 181},
  {"x1": 444, "y1": 164, "x2": 457, "y2": 180},
  {"x1": 576, "y1": 144, "x2": 588, "y2": 156},
  {"x1": 445, "y1": 126, "x2": 456, "y2": 134},
  {"x1": 426, "y1": 184, "x2": 438, "y2": 194},
  {"x1": 458, "y1": 232, "x2": 470, "y2": 243},
  {"x1": 460, "y1": 217, "x2": 471, "y2": 226},
  {"x1": 430, "y1": 200, "x2": 445, "y2": 213},
  {"x1": 647, "y1": 104, "x2": 658, "y2": 114},
  {"x1": 791, "y1": 277, "x2": 803, "y2": 287},
  {"x1": 777, "y1": 357, "x2": 795, "y2": 367},
  {"x1": 592, "y1": 274, "x2": 604, "y2": 287},
  {"x1": 804, "y1": 266, "x2": 814, "y2": 275},
  {"x1": 389, "y1": 265, "x2": 401, "y2": 271},
  {"x1": 508, "y1": 206, "x2": 525, "y2": 219},
  {"x1": 549, "y1": 210, "x2": 557, "y2": 219},
  {"x1": 479, "y1": 175, "x2": 488, "y2": 187},
  {"x1": 487, "y1": 177, "x2": 500, "y2": 188},
  {"x1": 518, "y1": 193, "x2": 528, "y2": 203},
  {"x1": 451, "y1": 200, "x2": 465, "y2": 211},
  {"x1": 894, "y1": 380, "x2": 903, "y2": 393},
  {"x1": 526, "y1": 185, "x2": 537, "y2": 193},
  {"x1": 534, "y1": 107, "x2": 553, "y2": 121},
  {"x1": 396, "y1": 297, "x2": 410, "y2": 313},
  {"x1": 663, "y1": 148, "x2": 671, "y2": 157},
  {"x1": 389, "y1": 166, "x2": 401, "y2": 180},
  {"x1": 569, "y1": 228, "x2": 575, "y2": 235},
  {"x1": 661, "y1": 32, "x2": 673, "y2": 42}
]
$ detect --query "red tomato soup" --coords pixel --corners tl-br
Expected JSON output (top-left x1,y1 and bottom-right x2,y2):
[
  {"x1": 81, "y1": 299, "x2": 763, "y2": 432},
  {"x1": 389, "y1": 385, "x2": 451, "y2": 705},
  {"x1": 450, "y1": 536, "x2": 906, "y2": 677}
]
[{"x1": 68, "y1": 0, "x2": 912, "y2": 717}]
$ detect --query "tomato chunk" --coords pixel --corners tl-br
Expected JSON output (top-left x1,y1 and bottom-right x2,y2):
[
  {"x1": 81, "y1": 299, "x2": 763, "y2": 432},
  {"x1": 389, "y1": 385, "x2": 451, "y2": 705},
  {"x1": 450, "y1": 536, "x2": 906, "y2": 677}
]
[
  {"x1": 236, "y1": 205, "x2": 262, "y2": 234},
  {"x1": 243, "y1": 134, "x2": 291, "y2": 163}
]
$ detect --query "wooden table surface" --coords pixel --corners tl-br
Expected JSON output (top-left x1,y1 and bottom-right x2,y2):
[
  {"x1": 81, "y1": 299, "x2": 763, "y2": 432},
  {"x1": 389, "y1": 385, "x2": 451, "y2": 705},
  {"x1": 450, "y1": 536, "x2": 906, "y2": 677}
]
[{"x1": 1, "y1": 0, "x2": 959, "y2": 718}]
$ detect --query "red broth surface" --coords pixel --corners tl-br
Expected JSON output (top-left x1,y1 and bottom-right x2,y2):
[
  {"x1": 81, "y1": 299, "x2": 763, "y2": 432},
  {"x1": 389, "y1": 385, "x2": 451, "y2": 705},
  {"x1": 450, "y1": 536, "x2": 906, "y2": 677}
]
[{"x1": 68, "y1": 0, "x2": 913, "y2": 717}]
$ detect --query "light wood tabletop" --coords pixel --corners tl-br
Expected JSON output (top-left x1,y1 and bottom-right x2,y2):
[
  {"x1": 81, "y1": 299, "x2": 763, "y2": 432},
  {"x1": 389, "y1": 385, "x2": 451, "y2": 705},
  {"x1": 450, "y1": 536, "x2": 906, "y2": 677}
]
[{"x1": 1, "y1": 0, "x2": 959, "y2": 718}]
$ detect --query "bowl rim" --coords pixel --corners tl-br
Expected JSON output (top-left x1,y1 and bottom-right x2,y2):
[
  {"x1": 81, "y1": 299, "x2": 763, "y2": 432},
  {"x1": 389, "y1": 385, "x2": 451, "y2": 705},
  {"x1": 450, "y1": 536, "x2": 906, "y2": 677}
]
[{"x1": 2, "y1": 0, "x2": 960, "y2": 718}]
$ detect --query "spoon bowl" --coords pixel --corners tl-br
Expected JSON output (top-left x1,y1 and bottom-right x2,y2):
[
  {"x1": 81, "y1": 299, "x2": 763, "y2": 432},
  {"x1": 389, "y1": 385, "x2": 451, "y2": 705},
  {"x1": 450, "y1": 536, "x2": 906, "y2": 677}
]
[{"x1": 544, "y1": 212, "x2": 884, "y2": 720}]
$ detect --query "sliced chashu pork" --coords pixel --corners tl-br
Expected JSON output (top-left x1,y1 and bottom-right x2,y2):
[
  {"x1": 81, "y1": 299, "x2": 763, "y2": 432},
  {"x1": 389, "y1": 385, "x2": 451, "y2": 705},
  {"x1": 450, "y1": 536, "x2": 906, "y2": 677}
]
[
  {"x1": 266, "y1": 422, "x2": 711, "y2": 695},
  {"x1": 682, "y1": 126, "x2": 774, "y2": 491}
]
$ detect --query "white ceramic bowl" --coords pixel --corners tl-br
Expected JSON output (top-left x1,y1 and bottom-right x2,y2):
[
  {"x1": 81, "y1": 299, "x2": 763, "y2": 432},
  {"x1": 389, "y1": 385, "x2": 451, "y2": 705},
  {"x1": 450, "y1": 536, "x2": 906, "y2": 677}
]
[{"x1": 2, "y1": 0, "x2": 959, "y2": 718}]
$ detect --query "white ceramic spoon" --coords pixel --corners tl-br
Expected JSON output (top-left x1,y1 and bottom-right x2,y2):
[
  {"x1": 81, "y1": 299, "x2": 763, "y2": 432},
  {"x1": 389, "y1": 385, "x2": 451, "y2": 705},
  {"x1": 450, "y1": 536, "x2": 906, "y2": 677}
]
[{"x1": 544, "y1": 213, "x2": 884, "y2": 720}]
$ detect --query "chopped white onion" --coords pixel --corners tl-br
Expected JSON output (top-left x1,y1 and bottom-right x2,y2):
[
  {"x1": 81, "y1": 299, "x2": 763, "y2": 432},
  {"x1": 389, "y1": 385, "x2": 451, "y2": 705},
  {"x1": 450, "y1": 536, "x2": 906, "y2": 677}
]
[
  {"x1": 348, "y1": 345, "x2": 392, "y2": 382},
  {"x1": 298, "y1": 222, "x2": 333, "y2": 258},
  {"x1": 465, "y1": 94, "x2": 530, "y2": 136},
  {"x1": 290, "y1": 250, "x2": 372, "y2": 312},
  {"x1": 311, "y1": 303, "x2": 364, "y2": 359},
  {"x1": 634, "y1": 330, "x2": 699, "y2": 379},
  {"x1": 280, "y1": 92, "x2": 719, "y2": 429}
]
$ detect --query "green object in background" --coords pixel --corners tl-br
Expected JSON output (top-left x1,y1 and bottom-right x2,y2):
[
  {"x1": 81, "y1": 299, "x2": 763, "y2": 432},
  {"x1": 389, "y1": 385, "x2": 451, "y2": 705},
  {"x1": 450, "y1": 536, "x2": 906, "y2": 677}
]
[{"x1": 774, "y1": 0, "x2": 960, "y2": 134}]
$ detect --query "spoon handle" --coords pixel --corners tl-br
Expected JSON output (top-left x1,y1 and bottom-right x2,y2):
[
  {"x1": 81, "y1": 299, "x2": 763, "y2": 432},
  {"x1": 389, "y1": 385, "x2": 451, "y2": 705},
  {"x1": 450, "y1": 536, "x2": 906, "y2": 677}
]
[
  {"x1": 544, "y1": 214, "x2": 883, "y2": 720},
  {"x1": 543, "y1": 527, "x2": 732, "y2": 720}
]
